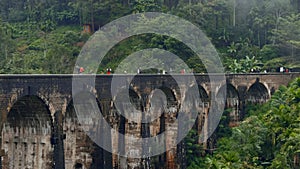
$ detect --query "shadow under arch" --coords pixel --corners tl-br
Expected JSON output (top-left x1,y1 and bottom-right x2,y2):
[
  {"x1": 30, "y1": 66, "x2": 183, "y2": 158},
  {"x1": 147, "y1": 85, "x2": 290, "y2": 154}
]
[
  {"x1": 7, "y1": 95, "x2": 53, "y2": 129},
  {"x1": 182, "y1": 84, "x2": 209, "y2": 133},
  {"x1": 246, "y1": 82, "x2": 269, "y2": 104},
  {"x1": 184, "y1": 84, "x2": 209, "y2": 104},
  {"x1": 74, "y1": 162, "x2": 84, "y2": 169},
  {"x1": 194, "y1": 84, "x2": 209, "y2": 122},
  {"x1": 113, "y1": 87, "x2": 142, "y2": 112},
  {"x1": 147, "y1": 86, "x2": 178, "y2": 136},
  {"x1": 216, "y1": 84, "x2": 240, "y2": 126},
  {"x1": 2, "y1": 95, "x2": 53, "y2": 169},
  {"x1": 66, "y1": 91, "x2": 104, "y2": 123},
  {"x1": 155, "y1": 86, "x2": 179, "y2": 136},
  {"x1": 158, "y1": 86, "x2": 178, "y2": 109},
  {"x1": 65, "y1": 92, "x2": 112, "y2": 169}
]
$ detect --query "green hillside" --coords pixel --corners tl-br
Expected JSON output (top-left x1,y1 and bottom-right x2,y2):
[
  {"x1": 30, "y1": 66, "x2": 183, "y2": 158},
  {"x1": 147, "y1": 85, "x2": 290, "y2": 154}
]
[{"x1": 0, "y1": 0, "x2": 299, "y2": 74}]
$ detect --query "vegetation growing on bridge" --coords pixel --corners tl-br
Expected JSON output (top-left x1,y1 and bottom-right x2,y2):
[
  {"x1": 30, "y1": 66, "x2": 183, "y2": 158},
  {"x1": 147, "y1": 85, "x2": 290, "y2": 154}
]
[
  {"x1": 185, "y1": 77, "x2": 300, "y2": 168},
  {"x1": 0, "y1": 0, "x2": 299, "y2": 73}
]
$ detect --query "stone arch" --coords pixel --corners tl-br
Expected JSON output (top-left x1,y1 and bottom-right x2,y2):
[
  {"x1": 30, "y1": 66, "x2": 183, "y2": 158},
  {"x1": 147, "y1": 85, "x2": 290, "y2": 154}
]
[
  {"x1": 111, "y1": 88, "x2": 143, "y2": 168},
  {"x1": 158, "y1": 86, "x2": 178, "y2": 109},
  {"x1": 197, "y1": 84, "x2": 209, "y2": 111},
  {"x1": 7, "y1": 95, "x2": 53, "y2": 128},
  {"x1": 146, "y1": 86, "x2": 179, "y2": 169},
  {"x1": 188, "y1": 84, "x2": 210, "y2": 101},
  {"x1": 246, "y1": 82, "x2": 269, "y2": 104},
  {"x1": 198, "y1": 85, "x2": 210, "y2": 106},
  {"x1": 112, "y1": 86, "x2": 141, "y2": 98},
  {"x1": 6, "y1": 89, "x2": 26, "y2": 114},
  {"x1": 183, "y1": 85, "x2": 209, "y2": 125},
  {"x1": 35, "y1": 90, "x2": 70, "y2": 118},
  {"x1": 2, "y1": 95, "x2": 53, "y2": 169},
  {"x1": 151, "y1": 85, "x2": 178, "y2": 141},
  {"x1": 6, "y1": 88, "x2": 68, "y2": 120},
  {"x1": 216, "y1": 84, "x2": 240, "y2": 126},
  {"x1": 129, "y1": 88, "x2": 142, "y2": 111},
  {"x1": 65, "y1": 91, "x2": 102, "y2": 119},
  {"x1": 64, "y1": 92, "x2": 112, "y2": 169},
  {"x1": 112, "y1": 87, "x2": 142, "y2": 112},
  {"x1": 113, "y1": 87, "x2": 142, "y2": 121},
  {"x1": 198, "y1": 83, "x2": 210, "y2": 98},
  {"x1": 180, "y1": 84, "x2": 210, "y2": 149},
  {"x1": 146, "y1": 86, "x2": 178, "y2": 124}
]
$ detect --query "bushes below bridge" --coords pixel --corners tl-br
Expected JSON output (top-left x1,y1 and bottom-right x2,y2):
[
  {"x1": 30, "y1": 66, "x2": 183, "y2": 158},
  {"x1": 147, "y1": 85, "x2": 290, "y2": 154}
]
[{"x1": 186, "y1": 77, "x2": 300, "y2": 169}]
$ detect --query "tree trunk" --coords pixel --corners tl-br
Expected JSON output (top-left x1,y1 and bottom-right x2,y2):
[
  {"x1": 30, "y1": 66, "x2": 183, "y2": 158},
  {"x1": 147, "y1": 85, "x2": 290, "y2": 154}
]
[
  {"x1": 215, "y1": 15, "x2": 218, "y2": 30},
  {"x1": 294, "y1": 153, "x2": 299, "y2": 168},
  {"x1": 264, "y1": 27, "x2": 267, "y2": 45},
  {"x1": 53, "y1": 111, "x2": 65, "y2": 169},
  {"x1": 233, "y1": 0, "x2": 236, "y2": 27},
  {"x1": 91, "y1": 0, "x2": 95, "y2": 32},
  {"x1": 257, "y1": 30, "x2": 260, "y2": 48}
]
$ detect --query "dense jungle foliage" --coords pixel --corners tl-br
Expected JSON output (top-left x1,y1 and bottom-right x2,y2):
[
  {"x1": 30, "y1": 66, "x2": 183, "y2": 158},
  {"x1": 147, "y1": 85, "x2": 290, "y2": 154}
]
[
  {"x1": 185, "y1": 77, "x2": 300, "y2": 169},
  {"x1": 0, "y1": 0, "x2": 299, "y2": 73}
]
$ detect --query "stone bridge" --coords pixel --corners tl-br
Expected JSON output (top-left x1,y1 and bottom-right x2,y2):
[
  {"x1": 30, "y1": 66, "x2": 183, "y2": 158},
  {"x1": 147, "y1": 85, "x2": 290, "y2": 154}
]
[{"x1": 0, "y1": 73, "x2": 299, "y2": 169}]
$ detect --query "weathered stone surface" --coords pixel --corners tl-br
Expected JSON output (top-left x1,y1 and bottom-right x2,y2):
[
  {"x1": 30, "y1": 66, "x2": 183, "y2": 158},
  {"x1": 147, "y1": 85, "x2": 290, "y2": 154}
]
[{"x1": 0, "y1": 73, "x2": 299, "y2": 169}]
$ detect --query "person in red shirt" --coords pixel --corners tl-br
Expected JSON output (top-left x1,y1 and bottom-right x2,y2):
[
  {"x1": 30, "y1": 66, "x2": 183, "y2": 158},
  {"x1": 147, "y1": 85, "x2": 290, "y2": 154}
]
[
  {"x1": 79, "y1": 67, "x2": 85, "y2": 73},
  {"x1": 107, "y1": 68, "x2": 112, "y2": 74}
]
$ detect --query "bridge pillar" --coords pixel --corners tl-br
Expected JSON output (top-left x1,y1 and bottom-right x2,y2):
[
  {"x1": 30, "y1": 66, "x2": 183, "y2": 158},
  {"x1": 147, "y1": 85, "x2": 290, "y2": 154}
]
[
  {"x1": 237, "y1": 86, "x2": 247, "y2": 119},
  {"x1": 110, "y1": 110, "x2": 119, "y2": 169},
  {"x1": 141, "y1": 122, "x2": 151, "y2": 168},
  {"x1": 0, "y1": 96, "x2": 9, "y2": 169},
  {"x1": 165, "y1": 113, "x2": 178, "y2": 169},
  {"x1": 0, "y1": 108, "x2": 6, "y2": 169},
  {"x1": 52, "y1": 111, "x2": 65, "y2": 169},
  {"x1": 0, "y1": 149, "x2": 4, "y2": 169},
  {"x1": 125, "y1": 120, "x2": 142, "y2": 168}
]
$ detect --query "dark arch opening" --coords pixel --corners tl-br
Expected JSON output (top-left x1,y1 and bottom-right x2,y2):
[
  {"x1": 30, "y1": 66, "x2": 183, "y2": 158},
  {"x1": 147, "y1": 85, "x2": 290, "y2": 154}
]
[
  {"x1": 158, "y1": 86, "x2": 177, "y2": 108},
  {"x1": 183, "y1": 85, "x2": 209, "y2": 131},
  {"x1": 74, "y1": 163, "x2": 83, "y2": 169},
  {"x1": 129, "y1": 88, "x2": 142, "y2": 111},
  {"x1": 65, "y1": 100, "x2": 77, "y2": 123},
  {"x1": 225, "y1": 84, "x2": 239, "y2": 105},
  {"x1": 3, "y1": 95, "x2": 53, "y2": 168},
  {"x1": 246, "y1": 82, "x2": 269, "y2": 104},
  {"x1": 114, "y1": 88, "x2": 142, "y2": 111},
  {"x1": 216, "y1": 84, "x2": 240, "y2": 128},
  {"x1": 198, "y1": 85, "x2": 209, "y2": 102},
  {"x1": 66, "y1": 92, "x2": 102, "y2": 124},
  {"x1": 216, "y1": 84, "x2": 239, "y2": 109},
  {"x1": 155, "y1": 86, "x2": 178, "y2": 135},
  {"x1": 196, "y1": 85, "x2": 209, "y2": 124},
  {"x1": 7, "y1": 95, "x2": 52, "y2": 132}
]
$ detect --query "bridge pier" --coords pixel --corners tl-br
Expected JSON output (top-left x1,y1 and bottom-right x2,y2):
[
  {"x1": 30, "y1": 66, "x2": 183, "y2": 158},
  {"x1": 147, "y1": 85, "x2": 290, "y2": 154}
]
[
  {"x1": 125, "y1": 120, "x2": 142, "y2": 168},
  {"x1": 165, "y1": 114, "x2": 178, "y2": 169},
  {"x1": 0, "y1": 149, "x2": 4, "y2": 169},
  {"x1": 52, "y1": 111, "x2": 65, "y2": 169}
]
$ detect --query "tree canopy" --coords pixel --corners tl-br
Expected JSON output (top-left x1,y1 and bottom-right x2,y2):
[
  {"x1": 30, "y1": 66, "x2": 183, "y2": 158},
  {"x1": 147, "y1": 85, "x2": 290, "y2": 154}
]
[
  {"x1": 186, "y1": 77, "x2": 300, "y2": 168},
  {"x1": 0, "y1": 0, "x2": 299, "y2": 73}
]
